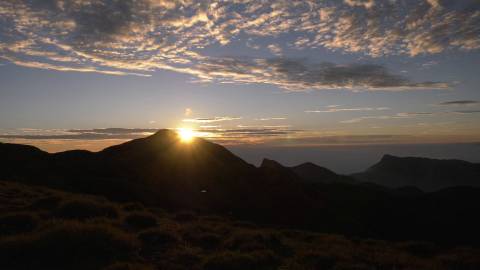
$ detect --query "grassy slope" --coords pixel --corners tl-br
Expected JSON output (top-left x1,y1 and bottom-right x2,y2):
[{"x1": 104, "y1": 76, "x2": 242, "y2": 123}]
[{"x1": 0, "y1": 180, "x2": 479, "y2": 270}]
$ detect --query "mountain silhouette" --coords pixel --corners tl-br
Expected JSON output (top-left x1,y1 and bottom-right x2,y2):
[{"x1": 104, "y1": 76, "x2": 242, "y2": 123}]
[
  {"x1": 292, "y1": 162, "x2": 356, "y2": 184},
  {"x1": 0, "y1": 130, "x2": 318, "y2": 224},
  {"x1": 352, "y1": 154, "x2": 480, "y2": 191},
  {"x1": 1, "y1": 130, "x2": 480, "y2": 245}
]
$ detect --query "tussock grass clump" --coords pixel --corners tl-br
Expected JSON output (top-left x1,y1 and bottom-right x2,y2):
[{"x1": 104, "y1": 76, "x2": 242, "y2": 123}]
[
  {"x1": 55, "y1": 198, "x2": 119, "y2": 220},
  {"x1": 0, "y1": 212, "x2": 39, "y2": 236},
  {"x1": 122, "y1": 202, "x2": 145, "y2": 212},
  {"x1": 292, "y1": 251, "x2": 337, "y2": 270},
  {"x1": 138, "y1": 228, "x2": 180, "y2": 248},
  {"x1": 203, "y1": 250, "x2": 279, "y2": 270},
  {"x1": 183, "y1": 230, "x2": 222, "y2": 250},
  {"x1": 174, "y1": 211, "x2": 197, "y2": 223},
  {"x1": 157, "y1": 246, "x2": 202, "y2": 270},
  {"x1": 124, "y1": 212, "x2": 158, "y2": 230},
  {"x1": 0, "y1": 221, "x2": 140, "y2": 270},
  {"x1": 224, "y1": 230, "x2": 292, "y2": 256}
]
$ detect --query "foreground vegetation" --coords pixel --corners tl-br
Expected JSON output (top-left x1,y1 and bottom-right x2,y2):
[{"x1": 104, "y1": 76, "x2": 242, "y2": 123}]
[{"x1": 1, "y1": 180, "x2": 479, "y2": 270}]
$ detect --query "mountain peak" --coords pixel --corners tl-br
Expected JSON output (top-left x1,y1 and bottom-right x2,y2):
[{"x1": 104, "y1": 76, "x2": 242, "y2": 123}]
[
  {"x1": 354, "y1": 154, "x2": 480, "y2": 191},
  {"x1": 260, "y1": 158, "x2": 284, "y2": 168}
]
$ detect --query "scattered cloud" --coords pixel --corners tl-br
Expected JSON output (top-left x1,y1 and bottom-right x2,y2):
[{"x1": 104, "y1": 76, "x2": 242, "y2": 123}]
[
  {"x1": 184, "y1": 108, "x2": 193, "y2": 116},
  {"x1": 340, "y1": 112, "x2": 434, "y2": 123},
  {"x1": 306, "y1": 106, "x2": 390, "y2": 113},
  {"x1": 451, "y1": 110, "x2": 480, "y2": 114},
  {"x1": 437, "y1": 100, "x2": 480, "y2": 106},
  {"x1": 182, "y1": 116, "x2": 241, "y2": 123},
  {"x1": 0, "y1": 0, "x2": 476, "y2": 90},
  {"x1": 190, "y1": 58, "x2": 449, "y2": 91},
  {"x1": 0, "y1": 126, "x2": 301, "y2": 145},
  {"x1": 267, "y1": 44, "x2": 283, "y2": 56},
  {"x1": 421, "y1": 60, "x2": 439, "y2": 69},
  {"x1": 254, "y1": 117, "x2": 287, "y2": 121}
]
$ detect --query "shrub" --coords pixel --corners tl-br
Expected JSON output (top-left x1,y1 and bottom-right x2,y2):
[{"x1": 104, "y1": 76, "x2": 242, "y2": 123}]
[
  {"x1": 203, "y1": 251, "x2": 279, "y2": 270},
  {"x1": 0, "y1": 221, "x2": 140, "y2": 270},
  {"x1": 138, "y1": 228, "x2": 179, "y2": 248},
  {"x1": 0, "y1": 212, "x2": 39, "y2": 236},
  {"x1": 124, "y1": 212, "x2": 158, "y2": 229},
  {"x1": 55, "y1": 198, "x2": 119, "y2": 220}
]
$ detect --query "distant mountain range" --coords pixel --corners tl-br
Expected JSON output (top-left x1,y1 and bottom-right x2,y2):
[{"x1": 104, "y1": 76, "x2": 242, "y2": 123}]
[
  {"x1": 352, "y1": 154, "x2": 480, "y2": 191},
  {"x1": 1, "y1": 130, "x2": 480, "y2": 245}
]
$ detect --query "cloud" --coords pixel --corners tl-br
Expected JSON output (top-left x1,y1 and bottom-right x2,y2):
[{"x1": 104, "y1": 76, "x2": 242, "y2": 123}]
[
  {"x1": 267, "y1": 44, "x2": 283, "y2": 55},
  {"x1": 184, "y1": 108, "x2": 193, "y2": 116},
  {"x1": 0, "y1": 128, "x2": 158, "y2": 140},
  {"x1": 0, "y1": 126, "x2": 302, "y2": 145},
  {"x1": 344, "y1": 0, "x2": 375, "y2": 9},
  {"x1": 340, "y1": 112, "x2": 434, "y2": 123},
  {"x1": 437, "y1": 100, "x2": 480, "y2": 106},
  {"x1": 451, "y1": 110, "x2": 480, "y2": 114},
  {"x1": 306, "y1": 106, "x2": 390, "y2": 113},
  {"x1": 0, "y1": 0, "x2": 477, "y2": 89},
  {"x1": 182, "y1": 116, "x2": 241, "y2": 123},
  {"x1": 254, "y1": 117, "x2": 287, "y2": 121},
  {"x1": 190, "y1": 58, "x2": 449, "y2": 91}
]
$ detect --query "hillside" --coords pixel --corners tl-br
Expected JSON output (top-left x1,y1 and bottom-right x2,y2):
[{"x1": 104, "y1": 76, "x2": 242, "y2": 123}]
[
  {"x1": 1, "y1": 180, "x2": 479, "y2": 270},
  {"x1": 2, "y1": 131, "x2": 480, "y2": 246},
  {"x1": 352, "y1": 154, "x2": 480, "y2": 191}
]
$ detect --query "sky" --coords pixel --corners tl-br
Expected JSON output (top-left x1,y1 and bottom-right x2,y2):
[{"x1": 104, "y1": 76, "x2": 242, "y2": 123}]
[{"x1": 1, "y1": 0, "x2": 480, "y2": 170}]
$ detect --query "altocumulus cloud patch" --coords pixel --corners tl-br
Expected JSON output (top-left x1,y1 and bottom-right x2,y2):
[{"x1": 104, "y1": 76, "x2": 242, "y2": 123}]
[{"x1": 0, "y1": 0, "x2": 478, "y2": 90}]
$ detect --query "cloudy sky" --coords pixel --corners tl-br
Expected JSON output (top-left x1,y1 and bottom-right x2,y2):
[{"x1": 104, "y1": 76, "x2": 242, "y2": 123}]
[{"x1": 1, "y1": 0, "x2": 479, "y2": 161}]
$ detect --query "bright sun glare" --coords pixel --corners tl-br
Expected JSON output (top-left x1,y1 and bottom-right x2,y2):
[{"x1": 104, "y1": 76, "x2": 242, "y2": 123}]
[{"x1": 178, "y1": 128, "x2": 194, "y2": 143}]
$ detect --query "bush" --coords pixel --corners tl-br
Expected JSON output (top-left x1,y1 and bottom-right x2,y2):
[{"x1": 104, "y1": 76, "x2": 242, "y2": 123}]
[
  {"x1": 138, "y1": 228, "x2": 179, "y2": 248},
  {"x1": 0, "y1": 221, "x2": 140, "y2": 270},
  {"x1": 0, "y1": 212, "x2": 39, "y2": 236},
  {"x1": 124, "y1": 212, "x2": 158, "y2": 230},
  {"x1": 55, "y1": 199, "x2": 119, "y2": 220},
  {"x1": 204, "y1": 251, "x2": 279, "y2": 270}
]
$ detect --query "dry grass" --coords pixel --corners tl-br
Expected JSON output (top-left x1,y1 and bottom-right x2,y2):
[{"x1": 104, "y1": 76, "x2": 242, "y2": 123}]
[{"x1": 1, "y1": 180, "x2": 479, "y2": 270}]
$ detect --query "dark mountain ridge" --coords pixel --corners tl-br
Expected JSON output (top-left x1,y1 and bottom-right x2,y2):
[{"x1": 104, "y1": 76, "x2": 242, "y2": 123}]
[
  {"x1": 352, "y1": 154, "x2": 480, "y2": 191},
  {"x1": 1, "y1": 130, "x2": 480, "y2": 245}
]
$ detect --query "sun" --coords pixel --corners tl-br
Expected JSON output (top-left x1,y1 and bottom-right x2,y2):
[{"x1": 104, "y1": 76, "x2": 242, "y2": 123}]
[{"x1": 178, "y1": 128, "x2": 195, "y2": 143}]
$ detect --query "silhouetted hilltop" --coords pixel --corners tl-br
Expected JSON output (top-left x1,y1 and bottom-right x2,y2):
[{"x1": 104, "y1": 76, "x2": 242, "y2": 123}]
[
  {"x1": 2, "y1": 131, "x2": 480, "y2": 245},
  {"x1": 259, "y1": 158, "x2": 301, "y2": 183},
  {"x1": 352, "y1": 154, "x2": 480, "y2": 191},
  {"x1": 0, "y1": 130, "x2": 316, "y2": 224},
  {"x1": 292, "y1": 162, "x2": 356, "y2": 184}
]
